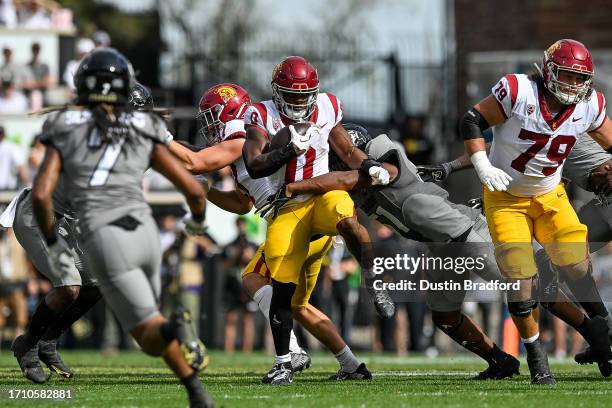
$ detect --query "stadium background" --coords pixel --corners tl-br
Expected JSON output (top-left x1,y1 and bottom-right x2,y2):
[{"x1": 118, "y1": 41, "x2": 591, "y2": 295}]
[{"x1": 0, "y1": 0, "x2": 611, "y2": 361}]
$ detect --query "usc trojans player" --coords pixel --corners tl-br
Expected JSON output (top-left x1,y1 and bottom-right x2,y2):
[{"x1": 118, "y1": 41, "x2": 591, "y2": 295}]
[
  {"x1": 242, "y1": 56, "x2": 393, "y2": 384},
  {"x1": 461, "y1": 39, "x2": 612, "y2": 384},
  {"x1": 168, "y1": 82, "x2": 374, "y2": 384}
]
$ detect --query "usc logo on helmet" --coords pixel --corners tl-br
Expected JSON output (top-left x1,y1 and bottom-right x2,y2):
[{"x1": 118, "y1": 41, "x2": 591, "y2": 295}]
[
  {"x1": 215, "y1": 86, "x2": 237, "y2": 103},
  {"x1": 545, "y1": 41, "x2": 561, "y2": 58}
]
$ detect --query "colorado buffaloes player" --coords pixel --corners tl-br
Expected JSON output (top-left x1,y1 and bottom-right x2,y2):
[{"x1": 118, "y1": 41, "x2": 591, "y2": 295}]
[
  {"x1": 242, "y1": 56, "x2": 393, "y2": 384},
  {"x1": 461, "y1": 39, "x2": 612, "y2": 384},
  {"x1": 169, "y1": 82, "x2": 373, "y2": 383},
  {"x1": 263, "y1": 124, "x2": 524, "y2": 380},
  {"x1": 2, "y1": 83, "x2": 152, "y2": 384},
  {"x1": 28, "y1": 49, "x2": 213, "y2": 407},
  {"x1": 418, "y1": 133, "x2": 612, "y2": 372}
]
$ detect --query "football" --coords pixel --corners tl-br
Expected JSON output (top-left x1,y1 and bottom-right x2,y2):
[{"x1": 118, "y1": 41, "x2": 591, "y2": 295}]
[{"x1": 268, "y1": 121, "x2": 314, "y2": 150}]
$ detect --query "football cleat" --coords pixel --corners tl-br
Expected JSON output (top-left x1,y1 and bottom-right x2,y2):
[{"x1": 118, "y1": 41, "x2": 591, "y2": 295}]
[
  {"x1": 328, "y1": 362, "x2": 372, "y2": 380},
  {"x1": 526, "y1": 345, "x2": 556, "y2": 385},
  {"x1": 365, "y1": 281, "x2": 395, "y2": 319},
  {"x1": 38, "y1": 339, "x2": 74, "y2": 378},
  {"x1": 291, "y1": 349, "x2": 311, "y2": 373},
  {"x1": 170, "y1": 306, "x2": 209, "y2": 372},
  {"x1": 575, "y1": 316, "x2": 612, "y2": 377},
  {"x1": 11, "y1": 335, "x2": 49, "y2": 384},
  {"x1": 473, "y1": 353, "x2": 520, "y2": 380},
  {"x1": 262, "y1": 362, "x2": 293, "y2": 385}
]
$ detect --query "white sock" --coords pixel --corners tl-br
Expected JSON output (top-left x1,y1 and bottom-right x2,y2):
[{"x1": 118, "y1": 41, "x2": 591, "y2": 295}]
[
  {"x1": 275, "y1": 353, "x2": 291, "y2": 365},
  {"x1": 335, "y1": 345, "x2": 360, "y2": 373},
  {"x1": 521, "y1": 332, "x2": 540, "y2": 344},
  {"x1": 253, "y1": 284, "x2": 301, "y2": 353}
]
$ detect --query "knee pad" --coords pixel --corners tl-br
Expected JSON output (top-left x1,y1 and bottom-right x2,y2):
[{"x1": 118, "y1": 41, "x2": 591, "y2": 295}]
[
  {"x1": 431, "y1": 310, "x2": 463, "y2": 335},
  {"x1": 269, "y1": 280, "x2": 297, "y2": 330},
  {"x1": 507, "y1": 299, "x2": 537, "y2": 317}
]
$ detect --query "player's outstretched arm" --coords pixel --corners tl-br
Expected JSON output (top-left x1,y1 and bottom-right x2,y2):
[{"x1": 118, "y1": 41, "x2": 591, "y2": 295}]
[
  {"x1": 462, "y1": 95, "x2": 511, "y2": 191},
  {"x1": 151, "y1": 143, "x2": 206, "y2": 220},
  {"x1": 168, "y1": 138, "x2": 244, "y2": 174},
  {"x1": 417, "y1": 144, "x2": 491, "y2": 182},
  {"x1": 242, "y1": 127, "x2": 297, "y2": 179},
  {"x1": 31, "y1": 146, "x2": 62, "y2": 243},
  {"x1": 207, "y1": 188, "x2": 253, "y2": 215}
]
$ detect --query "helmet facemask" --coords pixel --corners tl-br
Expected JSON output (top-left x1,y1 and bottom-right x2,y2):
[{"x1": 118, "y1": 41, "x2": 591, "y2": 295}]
[
  {"x1": 272, "y1": 84, "x2": 318, "y2": 121},
  {"x1": 545, "y1": 62, "x2": 593, "y2": 105},
  {"x1": 196, "y1": 104, "x2": 224, "y2": 146}
]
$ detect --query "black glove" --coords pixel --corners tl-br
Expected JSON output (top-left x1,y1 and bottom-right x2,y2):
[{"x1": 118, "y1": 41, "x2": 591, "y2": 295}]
[
  {"x1": 256, "y1": 185, "x2": 292, "y2": 219},
  {"x1": 416, "y1": 163, "x2": 449, "y2": 182}
]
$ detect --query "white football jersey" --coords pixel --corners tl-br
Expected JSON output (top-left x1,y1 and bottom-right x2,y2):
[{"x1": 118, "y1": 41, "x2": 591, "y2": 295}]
[
  {"x1": 489, "y1": 74, "x2": 606, "y2": 196},
  {"x1": 220, "y1": 119, "x2": 276, "y2": 210},
  {"x1": 243, "y1": 92, "x2": 343, "y2": 203}
]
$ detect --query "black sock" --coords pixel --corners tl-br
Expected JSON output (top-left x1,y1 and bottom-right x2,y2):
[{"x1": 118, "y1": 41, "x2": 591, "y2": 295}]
[
  {"x1": 41, "y1": 286, "x2": 103, "y2": 341},
  {"x1": 25, "y1": 299, "x2": 61, "y2": 347},
  {"x1": 564, "y1": 273, "x2": 609, "y2": 318},
  {"x1": 269, "y1": 279, "x2": 296, "y2": 357},
  {"x1": 523, "y1": 338, "x2": 543, "y2": 354},
  {"x1": 180, "y1": 371, "x2": 204, "y2": 395}
]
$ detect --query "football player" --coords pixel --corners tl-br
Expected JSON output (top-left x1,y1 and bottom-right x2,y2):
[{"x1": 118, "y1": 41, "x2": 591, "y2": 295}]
[
  {"x1": 168, "y1": 83, "x2": 372, "y2": 383},
  {"x1": 242, "y1": 56, "x2": 393, "y2": 384},
  {"x1": 28, "y1": 49, "x2": 213, "y2": 407},
  {"x1": 1, "y1": 82, "x2": 154, "y2": 384},
  {"x1": 460, "y1": 39, "x2": 612, "y2": 384},
  {"x1": 418, "y1": 132, "x2": 612, "y2": 369}
]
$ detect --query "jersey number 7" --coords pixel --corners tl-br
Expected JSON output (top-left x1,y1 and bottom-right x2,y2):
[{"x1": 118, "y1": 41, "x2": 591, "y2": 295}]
[{"x1": 510, "y1": 129, "x2": 576, "y2": 176}]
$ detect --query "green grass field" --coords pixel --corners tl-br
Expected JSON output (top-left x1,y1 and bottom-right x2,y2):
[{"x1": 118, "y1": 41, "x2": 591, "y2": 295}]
[{"x1": 1, "y1": 350, "x2": 611, "y2": 407}]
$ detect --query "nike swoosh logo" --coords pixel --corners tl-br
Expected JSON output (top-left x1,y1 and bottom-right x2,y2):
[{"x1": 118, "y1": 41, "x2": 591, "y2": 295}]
[{"x1": 572, "y1": 117, "x2": 582, "y2": 122}]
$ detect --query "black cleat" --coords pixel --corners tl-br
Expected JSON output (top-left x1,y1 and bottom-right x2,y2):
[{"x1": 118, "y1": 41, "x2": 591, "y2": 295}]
[
  {"x1": 170, "y1": 307, "x2": 209, "y2": 372},
  {"x1": 329, "y1": 362, "x2": 372, "y2": 380},
  {"x1": 188, "y1": 389, "x2": 215, "y2": 408},
  {"x1": 262, "y1": 362, "x2": 293, "y2": 385},
  {"x1": 526, "y1": 344, "x2": 556, "y2": 385},
  {"x1": 11, "y1": 335, "x2": 49, "y2": 384},
  {"x1": 38, "y1": 340, "x2": 74, "y2": 378},
  {"x1": 576, "y1": 316, "x2": 612, "y2": 377},
  {"x1": 291, "y1": 349, "x2": 311, "y2": 373},
  {"x1": 473, "y1": 353, "x2": 520, "y2": 380}
]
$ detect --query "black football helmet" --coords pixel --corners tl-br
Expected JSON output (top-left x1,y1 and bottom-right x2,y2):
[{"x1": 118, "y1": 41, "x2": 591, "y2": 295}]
[
  {"x1": 129, "y1": 82, "x2": 154, "y2": 110},
  {"x1": 74, "y1": 48, "x2": 135, "y2": 105},
  {"x1": 328, "y1": 123, "x2": 373, "y2": 171}
]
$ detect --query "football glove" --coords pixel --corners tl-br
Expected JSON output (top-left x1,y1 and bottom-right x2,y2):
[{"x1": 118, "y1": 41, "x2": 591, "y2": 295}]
[
  {"x1": 47, "y1": 236, "x2": 77, "y2": 279},
  {"x1": 470, "y1": 151, "x2": 512, "y2": 192},
  {"x1": 417, "y1": 163, "x2": 450, "y2": 182},
  {"x1": 360, "y1": 158, "x2": 390, "y2": 186},
  {"x1": 182, "y1": 213, "x2": 207, "y2": 235},
  {"x1": 256, "y1": 185, "x2": 292, "y2": 219},
  {"x1": 289, "y1": 124, "x2": 320, "y2": 155}
]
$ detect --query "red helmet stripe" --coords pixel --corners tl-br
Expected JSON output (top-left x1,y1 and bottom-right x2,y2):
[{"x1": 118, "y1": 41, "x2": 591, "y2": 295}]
[{"x1": 504, "y1": 74, "x2": 519, "y2": 108}]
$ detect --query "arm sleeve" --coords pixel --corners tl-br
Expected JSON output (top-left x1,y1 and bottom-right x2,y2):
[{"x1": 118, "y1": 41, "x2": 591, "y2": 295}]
[
  {"x1": 491, "y1": 74, "x2": 518, "y2": 119},
  {"x1": 587, "y1": 90, "x2": 607, "y2": 133}
]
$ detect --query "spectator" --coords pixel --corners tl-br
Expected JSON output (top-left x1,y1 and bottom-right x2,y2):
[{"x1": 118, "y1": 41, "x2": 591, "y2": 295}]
[
  {"x1": 222, "y1": 217, "x2": 257, "y2": 352},
  {"x1": 16, "y1": 0, "x2": 55, "y2": 29},
  {"x1": 0, "y1": 74, "x2": 29, "y2": 113},
  {"x1": 0, "y1": 126, "x2": 28, "y2": 189},
  {"x1": 1, "y1": 46, "x2": 33, "y2": 90},
  {"x1": 93, "y1": 30, "x2": 111, "y2": 48},
  {"x1": 0, "y1": 0, "x2": 17, "y2": 27},
  {"x1": 62, "y1": 38, "x2": 94, "y2": 89},
  {"x1": 0, "y1": 228, "x2": 28, "y2": 346},
  {"x1": 27, "y1": 42, "x2": 54, "y2": 105}
]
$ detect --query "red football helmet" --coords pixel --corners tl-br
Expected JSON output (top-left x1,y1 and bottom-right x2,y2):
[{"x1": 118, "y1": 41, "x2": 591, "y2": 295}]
[
  {"x1": 197, "y1": 83, "x2": 250, "y2": 146},
  {"x1": 542, "y1": 39, "x2": 594, "y2": 105},
  {"x1": 271, "y1": 56, "x2": 319, "y2": 121}
]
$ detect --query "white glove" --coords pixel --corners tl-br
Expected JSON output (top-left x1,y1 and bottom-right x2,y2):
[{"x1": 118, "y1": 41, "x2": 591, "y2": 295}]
[
  {"x1": 470, "y1": 150, "x2": 513, "y2": 192},
  {"x1": 289, "y1": 124, "x2": 317, "y2": 155},
  {"x1": 47, "y1": 237, "x2": 78, "y2": 278},
  {"x1": 369, "y1": 166, "x2": 390, "y2": 186},
  {"x1": 164, "y1": 130, "x2": 174, "y2": 146},
  {"x1": 182, "y1": 213, "x2": 207, "y2": 235}
]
